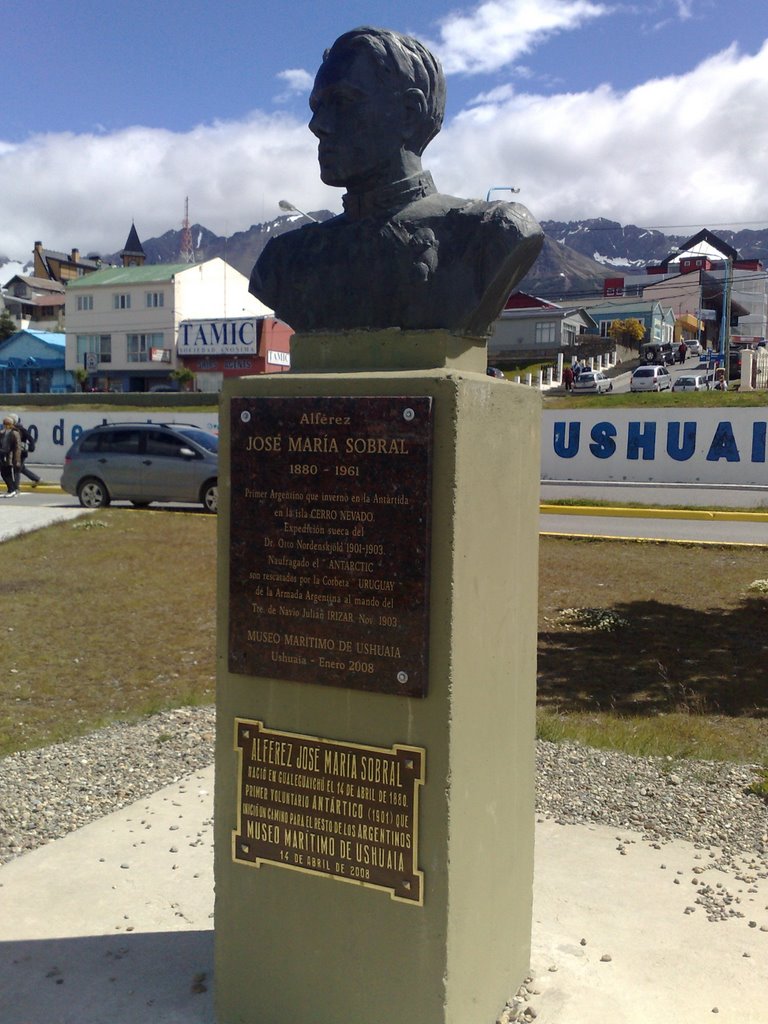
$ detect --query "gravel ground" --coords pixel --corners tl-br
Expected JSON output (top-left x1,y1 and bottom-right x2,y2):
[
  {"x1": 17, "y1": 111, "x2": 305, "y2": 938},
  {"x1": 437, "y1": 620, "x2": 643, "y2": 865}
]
[
  {"x1": 0, "y1": 706, "x2": 216, "y2": 865},
  {"x1": 536, "y1": 738, "x2": 768, "y2": 926},
  {"x1": 1, "y1": 707, "x2": 766, "y2": 904}
]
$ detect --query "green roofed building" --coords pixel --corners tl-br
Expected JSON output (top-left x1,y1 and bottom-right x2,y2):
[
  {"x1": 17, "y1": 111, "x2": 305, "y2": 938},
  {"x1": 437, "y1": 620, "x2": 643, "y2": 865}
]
[{"x1": 65, "y1": 257, "x2": 276, "y2": 392}]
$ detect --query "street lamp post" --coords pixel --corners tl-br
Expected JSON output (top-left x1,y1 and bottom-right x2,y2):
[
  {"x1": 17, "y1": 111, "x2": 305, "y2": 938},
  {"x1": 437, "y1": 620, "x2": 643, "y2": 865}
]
[
  {"x1": 278, "y1": 199, "x2": 319, "y2": 223},
  {"x1": 486, "y1": 186, "x2": 520, "y2": 201}
]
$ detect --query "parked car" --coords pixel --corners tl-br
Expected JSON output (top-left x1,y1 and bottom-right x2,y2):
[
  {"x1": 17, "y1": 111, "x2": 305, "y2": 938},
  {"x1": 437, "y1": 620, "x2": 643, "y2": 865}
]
[
  {"x1": 686, "y1": 341, "x2": 703, "y2": 357},
  {"x1": 61, "y1": 422, "x2": 218, "y2": 512},
  {"x1": 630, "y1": 365, "x2": 672, "y2": 392},
  {"x1": 573, "y1": 370, "x2": 613, "y2": 394},
  {"x1": 671, "y1": 374, "x2": 709, "y2": 392},
  {"x1": 640, "y1": 342, "x2": 676, "y2": 365}
]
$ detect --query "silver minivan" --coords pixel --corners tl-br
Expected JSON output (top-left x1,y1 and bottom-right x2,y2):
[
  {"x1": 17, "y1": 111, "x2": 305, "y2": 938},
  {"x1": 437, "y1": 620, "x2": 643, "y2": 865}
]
[
  {"x1": 61, "y1": 422, "x2": 218, "y2": 512},
  {"x1": 630, "y1": 365, "x2": 672, "y2": 392}
]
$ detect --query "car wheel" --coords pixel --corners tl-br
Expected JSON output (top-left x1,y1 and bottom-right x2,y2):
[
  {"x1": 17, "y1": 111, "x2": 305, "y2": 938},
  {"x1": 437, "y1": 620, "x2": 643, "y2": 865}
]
[
  {"x1": 78, "y1": 477, "x2": 111, "y2": 509},
  {"x1": 201, "y1": 480, "x2": 218, "y2": 514}
]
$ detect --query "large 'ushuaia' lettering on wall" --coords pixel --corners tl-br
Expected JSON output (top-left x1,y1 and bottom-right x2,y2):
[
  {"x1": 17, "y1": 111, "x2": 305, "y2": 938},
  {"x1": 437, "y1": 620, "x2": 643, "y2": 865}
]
[{"x1": 554, "y1": 419, "x2": 768, "y2": 464}]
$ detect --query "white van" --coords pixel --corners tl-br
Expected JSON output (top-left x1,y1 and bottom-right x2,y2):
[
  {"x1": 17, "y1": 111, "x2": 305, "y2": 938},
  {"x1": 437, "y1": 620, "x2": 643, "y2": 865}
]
[{"x1": 630, "y1": 365, "x2": 672, "y2": 392}]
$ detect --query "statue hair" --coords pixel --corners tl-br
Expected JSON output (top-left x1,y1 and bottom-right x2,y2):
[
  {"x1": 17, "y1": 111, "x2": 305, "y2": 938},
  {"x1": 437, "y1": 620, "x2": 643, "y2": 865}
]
[{"x1": 322, "y1": 26, "x2": 446, "y2": 155}]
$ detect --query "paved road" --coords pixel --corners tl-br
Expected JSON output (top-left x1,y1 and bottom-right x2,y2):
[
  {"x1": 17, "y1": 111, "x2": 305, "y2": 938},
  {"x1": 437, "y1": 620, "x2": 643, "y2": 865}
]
[
  {"x1": 605, "y1": 354, "x2": 707, "y2": 394},
  {"x1": 541, "y1": 480, "x2": 768, "y2": 511},
  {"x1": 5, "y1": 486, "x2": 765, "y2": 546},
  {"x1": 540, "y1": 510, "x2": 767, "y2": 545}
]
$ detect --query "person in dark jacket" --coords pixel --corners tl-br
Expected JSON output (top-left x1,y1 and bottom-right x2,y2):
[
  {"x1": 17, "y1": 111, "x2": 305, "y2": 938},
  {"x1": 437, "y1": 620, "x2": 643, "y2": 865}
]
[
  {"x1": 0, "y1": 416, "x2": 22, "y2": 497},
  {"x1": 10, "y1": 415, "x2": 41, "y2": 487}
]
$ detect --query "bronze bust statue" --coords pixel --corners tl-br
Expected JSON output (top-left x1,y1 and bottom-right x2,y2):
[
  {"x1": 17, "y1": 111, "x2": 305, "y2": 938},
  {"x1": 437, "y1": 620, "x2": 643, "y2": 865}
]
[{"x1": 251, "y1": 26, "x2": 543, "y2": 337}]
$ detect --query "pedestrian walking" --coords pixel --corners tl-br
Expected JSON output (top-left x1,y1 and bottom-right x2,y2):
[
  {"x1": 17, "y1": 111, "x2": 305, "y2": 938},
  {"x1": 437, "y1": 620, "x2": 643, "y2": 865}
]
[
  {"x1": 563, "y1": 365, "x2": 574, "y2": 391},
  {"x1": 0, "y1": 415, "x2": 22, "y2": 497},
  {"x1": 10, "y1": 415, "x2": 41, "y2": 487}
]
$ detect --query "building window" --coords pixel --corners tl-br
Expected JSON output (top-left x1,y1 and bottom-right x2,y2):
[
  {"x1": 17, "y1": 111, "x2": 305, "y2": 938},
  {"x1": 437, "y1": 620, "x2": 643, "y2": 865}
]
[
  {"x1": 127, "y1": 332, "x2": 164, "y2": 362},
  {"x1": 599, "y1": 321, "x2": 613, "y2": 338},
  {"x1": 146, "y1": 291, "x2": 164, "y2": 308},
  {"x1": 113, "y1": 293, "x2": 131, "y2": 310},
  {"x1": 76, "y1": 334, "x2": 111, "y2": 364},
  {"x1": 535, "y1": 322, "x2": 557, "y2": 345},
  {"x1": 76, "y1": 295, "x2": 93, "y2": 311}
]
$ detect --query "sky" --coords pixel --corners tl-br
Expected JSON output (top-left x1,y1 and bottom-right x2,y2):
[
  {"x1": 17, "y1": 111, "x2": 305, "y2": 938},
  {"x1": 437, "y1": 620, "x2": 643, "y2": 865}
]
[{"x1": 2, "y1": 0, "x2": 768, "y2": 262}]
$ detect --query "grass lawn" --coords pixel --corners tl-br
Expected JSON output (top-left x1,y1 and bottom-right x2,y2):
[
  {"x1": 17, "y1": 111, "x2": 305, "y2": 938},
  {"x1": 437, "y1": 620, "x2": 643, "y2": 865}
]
[
  {"x1": 538, "y1": 536, "x2": 768, "y2": 765},
  {"x1": 1, "y1": 510, "x2": 216, "y2": 756},
  {"x1": 1, "y1": 512, "x2": 766, "y2": 767}
]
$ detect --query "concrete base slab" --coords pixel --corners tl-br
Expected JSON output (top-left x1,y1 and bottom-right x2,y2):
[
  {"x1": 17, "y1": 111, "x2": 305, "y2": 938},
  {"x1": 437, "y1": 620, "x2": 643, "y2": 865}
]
[
  {"x1": 0, "y1": 771, "x2": 765, "y2": 1024},
  {"x1": 0, "y1": 767, "x2": 215, "y2": 1024},
  {"x1": 525, "y1": 820, "x2": 768, "y2": 1024}
]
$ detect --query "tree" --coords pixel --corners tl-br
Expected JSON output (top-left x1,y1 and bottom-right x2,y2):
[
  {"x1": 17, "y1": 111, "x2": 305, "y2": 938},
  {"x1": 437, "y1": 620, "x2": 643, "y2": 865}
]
[
  {"x1": 0, "y1": 308, "x2": 17, "y2": 342},
  {"x1": 170, "y1": 367, "x2": 195, "y2": 391},
  {"x1": 608, "y1": 318, "x2": 645, "y2": 351}
]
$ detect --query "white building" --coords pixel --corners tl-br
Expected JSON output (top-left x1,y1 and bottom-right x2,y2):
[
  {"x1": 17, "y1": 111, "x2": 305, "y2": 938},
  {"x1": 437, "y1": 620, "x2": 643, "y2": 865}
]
[{"x1": 65, "y1": 258, "x2": 273, "y2": 392}]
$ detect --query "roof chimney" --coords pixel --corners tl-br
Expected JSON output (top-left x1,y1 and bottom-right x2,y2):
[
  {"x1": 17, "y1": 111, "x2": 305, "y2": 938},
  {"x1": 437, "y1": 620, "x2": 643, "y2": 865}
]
[{"x1": 71, "y1": 248, "x2": 80, "y2": 262}]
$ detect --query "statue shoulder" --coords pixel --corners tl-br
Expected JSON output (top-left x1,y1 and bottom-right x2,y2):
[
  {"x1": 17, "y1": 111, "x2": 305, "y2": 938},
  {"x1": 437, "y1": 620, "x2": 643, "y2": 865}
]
[
  {"x1": 250, "y1": 217, "x2": 343, "y2": 307},
  {"x1": 396, "y1": 194, "x2": 542, "y2": 245}
]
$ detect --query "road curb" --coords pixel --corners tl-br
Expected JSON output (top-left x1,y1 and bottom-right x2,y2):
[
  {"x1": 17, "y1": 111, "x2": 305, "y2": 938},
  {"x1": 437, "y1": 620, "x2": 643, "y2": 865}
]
[
  {"x1": 540, "y1": 503, "x2": 768, "y2": 523},
  {"x1": 17, "y1": 486, "x2": 768, "y2": 523}
]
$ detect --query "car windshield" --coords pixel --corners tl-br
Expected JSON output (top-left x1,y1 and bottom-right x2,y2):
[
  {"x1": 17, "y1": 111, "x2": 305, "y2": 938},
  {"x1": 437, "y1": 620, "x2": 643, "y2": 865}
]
[
  {"x1": 177, "y1": 427, "x2": 219, "y2": 453},
  {"x1": 634, "y1": 368, "x2": 653, "y2": 377},
  {"x1": 677, "y1": 377, "x2": 695, "y2": 385}
]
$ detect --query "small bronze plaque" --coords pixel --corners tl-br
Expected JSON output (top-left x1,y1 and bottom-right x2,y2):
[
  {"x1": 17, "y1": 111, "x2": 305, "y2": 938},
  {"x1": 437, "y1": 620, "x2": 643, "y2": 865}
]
[
  {"x1": 232, "y1": 719, "x2": 425, "y2": 904},
  {"x1": 229, "y1": 396, "x2": 433, "y2": 697}
]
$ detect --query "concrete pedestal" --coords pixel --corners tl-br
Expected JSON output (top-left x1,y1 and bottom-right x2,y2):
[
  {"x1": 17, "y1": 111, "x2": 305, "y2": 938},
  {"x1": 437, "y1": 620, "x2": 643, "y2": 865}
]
[{"x1": 215, "y1": 335, "x2": 539, "y2": 1023}]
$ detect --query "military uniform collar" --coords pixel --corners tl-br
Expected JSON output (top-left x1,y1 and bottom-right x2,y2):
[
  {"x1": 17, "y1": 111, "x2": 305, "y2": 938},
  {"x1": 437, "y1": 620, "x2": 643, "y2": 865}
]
[{"x1": 342, "y1": 171, "x2": 436, "y2": 221}]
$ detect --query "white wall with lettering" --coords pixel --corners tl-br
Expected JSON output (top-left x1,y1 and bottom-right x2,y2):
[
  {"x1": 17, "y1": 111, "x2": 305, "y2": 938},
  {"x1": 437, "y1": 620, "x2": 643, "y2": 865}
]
[
  {"x1": 17, "y1": 406, "x2": 768, "y2": 488},
  {"x1": 543, "y1": 408, "x2": 768, "y2": 486},
  {"x1": 17, "y1": 411, "x2": 219, "y2": 465}
]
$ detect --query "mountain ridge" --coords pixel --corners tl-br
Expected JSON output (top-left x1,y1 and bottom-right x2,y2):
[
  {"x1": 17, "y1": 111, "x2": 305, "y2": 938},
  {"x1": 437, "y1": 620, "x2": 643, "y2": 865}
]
[{"x1": 4, "y1": 215, "x2": 767, "y2": 301}]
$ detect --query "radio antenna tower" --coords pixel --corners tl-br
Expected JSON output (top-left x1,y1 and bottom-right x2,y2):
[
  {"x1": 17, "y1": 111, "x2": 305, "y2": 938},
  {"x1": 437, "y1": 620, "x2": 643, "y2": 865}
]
[{"x1": 180, "y1": 196, "x2": 194, "y2": 263}]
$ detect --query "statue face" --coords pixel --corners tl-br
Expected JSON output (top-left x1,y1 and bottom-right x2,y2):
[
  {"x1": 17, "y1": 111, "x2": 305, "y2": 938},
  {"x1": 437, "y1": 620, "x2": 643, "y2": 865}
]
[{"x1": 309, "y1": 47, "x2": 404, "y2": 191}]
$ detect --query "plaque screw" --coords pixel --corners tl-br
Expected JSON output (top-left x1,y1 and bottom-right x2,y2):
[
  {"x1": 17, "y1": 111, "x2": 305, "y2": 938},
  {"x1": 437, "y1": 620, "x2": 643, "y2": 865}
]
[
  {"x1": 403, "y1": 408, "x2": 415, "y2": 421},
  {"x1": 240, "y1": 410, "x2": 252, "y2": 422},
  {"x1": 397, "y1": 671, "x2": 409, "y2": 684}
]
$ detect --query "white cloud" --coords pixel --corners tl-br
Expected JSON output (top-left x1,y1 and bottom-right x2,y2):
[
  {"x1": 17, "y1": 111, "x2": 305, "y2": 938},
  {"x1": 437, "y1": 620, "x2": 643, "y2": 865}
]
[
  {"x1": 647, "y1": 0, "x2": 714, "y2": 34},
  {"x1": 1, "y1": 37, "x2": 767, "y2": 260},
  {"x1": 0, "y1": 114, "x2": 338, "y2": 259},
  {"x1": 672, "y1": 0, "x2": 696, "y2": 19},
  {"x1": 274, "y1": 68, "x2": 314, "y2": 101},
  {"x1": 426, "y1": 0, "x2": 610, "y2": 75},
  {"x1": 427, "y1": 40, "x2": 768, "y2": 229}
]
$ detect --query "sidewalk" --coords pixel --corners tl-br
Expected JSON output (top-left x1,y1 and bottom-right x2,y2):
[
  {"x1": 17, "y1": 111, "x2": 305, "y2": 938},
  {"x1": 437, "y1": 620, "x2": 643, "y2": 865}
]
[
  {"x1": 0, "y1": 503, "x2": 90, "y2": 542},
  {"x1": 0, "y1": 764, "x2": 765, "y2": 1024}
]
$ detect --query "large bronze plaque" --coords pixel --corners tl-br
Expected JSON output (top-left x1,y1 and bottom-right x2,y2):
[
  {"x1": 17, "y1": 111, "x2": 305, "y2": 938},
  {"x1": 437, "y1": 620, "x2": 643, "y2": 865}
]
[
  {"x1": 229, "y1": 396, "x2": 433, "y2": 697},
  {"x1": 232, "y1": 719, "x2": 425, "y2": 904}
]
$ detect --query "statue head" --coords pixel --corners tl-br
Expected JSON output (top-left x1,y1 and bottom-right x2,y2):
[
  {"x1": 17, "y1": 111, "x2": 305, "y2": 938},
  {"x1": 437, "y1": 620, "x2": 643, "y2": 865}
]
[{"x1": 308, "y1": 26, "x2": 446, "y2": 192}]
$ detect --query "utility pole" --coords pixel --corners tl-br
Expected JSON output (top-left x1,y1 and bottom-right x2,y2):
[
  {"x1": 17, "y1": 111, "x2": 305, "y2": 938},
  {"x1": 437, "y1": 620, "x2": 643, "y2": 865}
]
[
  {"x1": 180, "y1": 197, "x2": 194, "y2": 263},
  {"x1": 719, "y1": 256, "x2": 733, "y2": 378}
]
